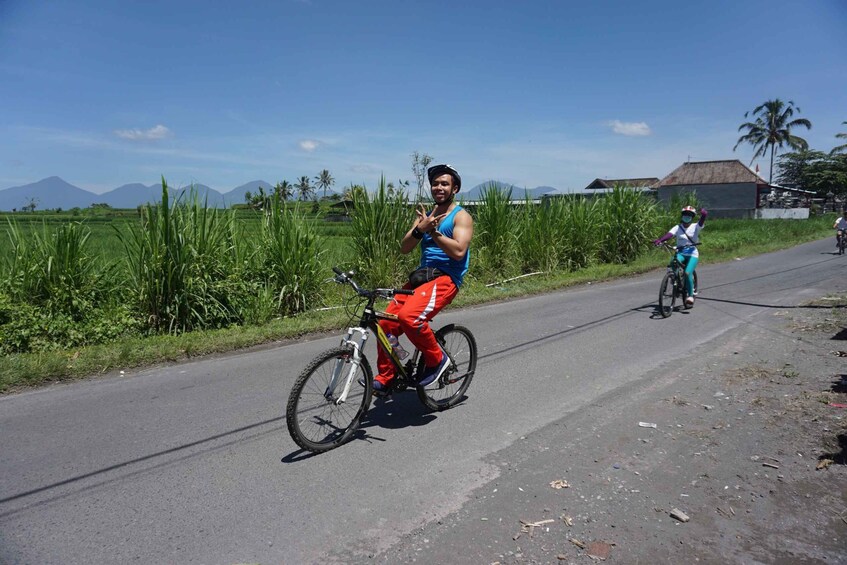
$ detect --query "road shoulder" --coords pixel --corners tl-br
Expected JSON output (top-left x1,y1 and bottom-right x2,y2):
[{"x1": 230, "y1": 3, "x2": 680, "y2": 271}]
[{"x1": 366, "y1": 295, "x2": 847, "y2": 564}]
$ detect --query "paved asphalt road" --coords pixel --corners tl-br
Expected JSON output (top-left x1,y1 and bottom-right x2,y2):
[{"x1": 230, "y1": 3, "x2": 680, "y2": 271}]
[{"x1": 2, "y1": 238, "x2": 846, "y2": 564}]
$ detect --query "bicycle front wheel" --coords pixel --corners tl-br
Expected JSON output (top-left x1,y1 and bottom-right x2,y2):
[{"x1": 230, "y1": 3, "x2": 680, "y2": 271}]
[
  {"x1": 286, "y1": 346, "x2": 373, "y2": 453},
  {"x1": 416, "y1": 324, "x2": 477, "y2": 411},
  {"x1": 658, "y1": 272, "x2": 675, "y2": 318}
]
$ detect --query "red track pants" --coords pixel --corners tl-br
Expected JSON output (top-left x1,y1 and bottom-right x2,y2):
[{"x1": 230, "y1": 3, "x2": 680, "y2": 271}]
[{"x1": 375, "y1": 275, "x2": 458, "y2": 386}]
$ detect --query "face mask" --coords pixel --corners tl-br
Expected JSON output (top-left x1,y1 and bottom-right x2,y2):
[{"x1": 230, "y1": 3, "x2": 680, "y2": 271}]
[{"x1": 681, "y1": 214, "x2": 694, "y2": 223}]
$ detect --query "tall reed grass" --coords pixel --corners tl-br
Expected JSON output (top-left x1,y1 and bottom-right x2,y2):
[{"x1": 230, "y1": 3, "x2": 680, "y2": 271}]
[
  {"x1": 472, "y1": 183, "x2": 520, "y2": 278},
  {"x1": 349, "y1": 176, "x2": 416, "y2": 288},
  {"x1": 560, "y1": 196, "x2": 602, "y2": 270},
  {"x1": 517, "y1": 195, "x2": 564, "y2": 273},
  {"x1": 597, "y1": 186, "x2": 657, "y2": 263},
  {"x1": 7, "y1": 177, "x2": 816, "y2": 358},
  {"x1": 254, "y1": 197, "x2": 325, "y2": 318},
  {"x1": 116, "y1": 179, "x2": 240, "y2": 333}
]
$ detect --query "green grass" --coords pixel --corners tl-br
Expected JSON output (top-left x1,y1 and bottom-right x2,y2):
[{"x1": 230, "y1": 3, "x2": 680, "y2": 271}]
[{"x1": 0, "y1": 213, "x2": 835, "y2": 393}]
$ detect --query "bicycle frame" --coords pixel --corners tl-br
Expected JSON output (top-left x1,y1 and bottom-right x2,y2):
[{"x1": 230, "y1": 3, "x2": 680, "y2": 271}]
[
  {"x1": 326, "y1": 270, "x2": 417, "y2": 405},
  {"x1": 662, "y1": 243, "x2": 697, "y2": 294}
]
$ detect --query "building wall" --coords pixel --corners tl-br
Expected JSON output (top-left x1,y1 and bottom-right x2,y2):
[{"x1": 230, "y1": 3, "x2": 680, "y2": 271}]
[
  {"x1": 756, "y1": 208, "x2": 810, "y2": 220},
  {"x1": 658, "y1": 182, "x2": 758, "y2": 215}
]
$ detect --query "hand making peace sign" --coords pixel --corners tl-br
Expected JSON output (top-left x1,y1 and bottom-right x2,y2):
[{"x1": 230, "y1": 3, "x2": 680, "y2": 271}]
[{"x1": 415, "y1": 204, "x2": 447, "y2": 234}]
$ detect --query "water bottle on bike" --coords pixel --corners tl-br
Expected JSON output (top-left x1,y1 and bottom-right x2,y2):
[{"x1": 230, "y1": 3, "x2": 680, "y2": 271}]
[{"x1": 386, "y1": 333, "x2": 408, "y2": 360}]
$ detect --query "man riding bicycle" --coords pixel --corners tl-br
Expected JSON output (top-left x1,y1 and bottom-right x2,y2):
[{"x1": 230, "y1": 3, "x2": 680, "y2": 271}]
[
  {"x1": 370, "y1": 164, "x2": 474, "y2": 393},
  {"x1": 833, "y1": 208, "x2": 847, "y2": 250},
  {"x1": 654, "y1": 206, "x2": 707, "y2": 307}
]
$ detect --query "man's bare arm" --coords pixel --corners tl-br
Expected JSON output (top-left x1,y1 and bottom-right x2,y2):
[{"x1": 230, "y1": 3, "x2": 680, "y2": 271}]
[{"x1": 430, "y1": 210, "x2": 473, "y2": 261}]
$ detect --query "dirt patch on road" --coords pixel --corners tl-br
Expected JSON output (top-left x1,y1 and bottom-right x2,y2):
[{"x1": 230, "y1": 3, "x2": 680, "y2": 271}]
[{"x1": 374, "y1": 297, "x2": 847, "y2": 564}]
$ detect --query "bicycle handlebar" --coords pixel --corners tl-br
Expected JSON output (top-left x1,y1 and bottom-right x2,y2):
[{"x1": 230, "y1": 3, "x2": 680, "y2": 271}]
[
  {"x1": 660, "y1": 242, "x2": 699, "y2": 252},
  {"x1": 332, "y1": 267, "x2": 414, "y2": 298}
]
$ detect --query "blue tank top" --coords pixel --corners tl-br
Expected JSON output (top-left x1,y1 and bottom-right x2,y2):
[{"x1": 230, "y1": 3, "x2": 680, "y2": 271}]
[{"x1": 419, "y1": 205, "x2": 470, "y2": 287}]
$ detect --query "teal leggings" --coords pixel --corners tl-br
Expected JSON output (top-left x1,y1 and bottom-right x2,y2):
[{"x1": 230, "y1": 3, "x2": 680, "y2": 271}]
[{"x1": 674, "y1": 254, "x2": 699, "y2": 297}]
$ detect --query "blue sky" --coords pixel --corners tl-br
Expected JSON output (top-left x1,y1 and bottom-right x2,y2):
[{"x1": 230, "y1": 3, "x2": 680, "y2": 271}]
[{"x1": 1, "y1": 0, "x2": 845, "y2": 194}]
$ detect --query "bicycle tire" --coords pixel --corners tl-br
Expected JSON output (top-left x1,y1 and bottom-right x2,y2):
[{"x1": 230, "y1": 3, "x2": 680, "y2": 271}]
[
  {"x1": 840, "y1": 237, "x2": 845, "y2": 255},
  {"x1": 416, "y1": 324, "x2": 477, "y2": 411},
  {"x1": 658, "y1": 272, "x2": 675, "y2": 318},
  {"x1": 286, "y1": 346, "x2": 373, "y2": 453},
  {"x1": 692, "y1": 270, "x2": 699, "y2": 296}
]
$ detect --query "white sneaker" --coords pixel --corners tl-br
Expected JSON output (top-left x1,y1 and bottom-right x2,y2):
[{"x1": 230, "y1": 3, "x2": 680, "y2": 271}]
[{"x1": 685, "y1": 296, "x2": 694, "y2": 307}]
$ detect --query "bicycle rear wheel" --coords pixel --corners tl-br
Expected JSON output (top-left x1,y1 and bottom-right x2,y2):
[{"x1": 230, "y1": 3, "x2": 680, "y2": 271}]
[
  {"x1": 692, "y1": 270, "x2": 699, "y2": 295},
  {"x1": 658, "y1": 272, "x2": 675, "y2": 318},
  {"x1": 286, "y1": 346, "x2": 373, "y2": 453},
  {"x1": 416, "y1": 324, "x2": 477, "y2": 411}
]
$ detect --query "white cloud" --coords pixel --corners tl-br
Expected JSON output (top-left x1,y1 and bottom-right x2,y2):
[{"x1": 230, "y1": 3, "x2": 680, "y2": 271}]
[
  {"x1": 114, "y1": 124, "x2": 172, "y2": 141},
  {"x1": 299, "y1": 139, "x2": 319, "y2": 152},
  {"x1": 607, "y1": 120, "x2": 652, "y2": 137}
]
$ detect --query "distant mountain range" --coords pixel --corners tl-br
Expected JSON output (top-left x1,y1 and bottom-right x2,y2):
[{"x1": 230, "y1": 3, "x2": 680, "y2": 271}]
[
  {"x1": 462, "y1": 181, "x2": 559, "y2": 200},
  {"x1": 0, "y1": 177, "x2": 277, "y2": 211},
  {"x1": 0, "y1": 177, "x2": 563, "y2": 211}
]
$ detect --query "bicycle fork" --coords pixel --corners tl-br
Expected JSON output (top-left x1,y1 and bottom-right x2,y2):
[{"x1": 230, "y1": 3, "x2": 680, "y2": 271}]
[{"x1": 325, "y1": 327, "x2": 369, "y2": 405}]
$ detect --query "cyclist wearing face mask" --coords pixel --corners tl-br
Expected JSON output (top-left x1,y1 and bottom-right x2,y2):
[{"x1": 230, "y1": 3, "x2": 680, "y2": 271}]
[
  {"x1": 653, "y1": 206, "x2": 707, "y2": 307},
  {"x1": 370, "y1": 164, "x2": 474, "y2": 393}
]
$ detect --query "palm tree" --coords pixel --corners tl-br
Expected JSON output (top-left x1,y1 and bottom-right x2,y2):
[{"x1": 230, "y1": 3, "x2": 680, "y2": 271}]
[
  {"x1": 274, "y1": 180, "x2": 293, "y2": 201},
  {"x1": 733, "y1": 99, "x2": 812, "y2": 184},
  {"x1": 295, "y1": 176, "x2": 314, "y2": 201},
  {"x1": 832, "y1": 121, "x2": 847, "y2": 155},
  {"x1": 314, "y1": 169, "x2": 335, "y2": 199},
  {"x1": 342, "y1": 184, "x2": 366, "y2": 201}
]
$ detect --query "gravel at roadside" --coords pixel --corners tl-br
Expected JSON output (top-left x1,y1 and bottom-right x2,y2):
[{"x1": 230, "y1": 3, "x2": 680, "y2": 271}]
[{"x1": 360, "y1": 295, "x2": 847, "y2": 564}]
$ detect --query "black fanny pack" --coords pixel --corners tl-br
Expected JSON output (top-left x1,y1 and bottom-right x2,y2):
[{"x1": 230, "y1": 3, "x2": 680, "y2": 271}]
[{"x1": 408, "y1": 267, "x2": 447, "y2": 289}]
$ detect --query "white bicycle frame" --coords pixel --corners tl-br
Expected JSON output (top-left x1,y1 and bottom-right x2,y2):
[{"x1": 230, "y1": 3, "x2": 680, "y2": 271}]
[{"x1": 328, "y1": 326, "x2": 369, "y2": 405}]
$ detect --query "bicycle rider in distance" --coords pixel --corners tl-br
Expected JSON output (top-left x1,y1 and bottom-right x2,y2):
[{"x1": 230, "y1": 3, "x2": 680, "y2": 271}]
[
  {"x1": 832, "y1": 208, "x2": 847, "y2": 250},
  {"x1": 369, "y1": 164, "x2": 474, "y2": 394},
  {"x1": 653, "y1": 205, "x2": 708, "y2": 307}
]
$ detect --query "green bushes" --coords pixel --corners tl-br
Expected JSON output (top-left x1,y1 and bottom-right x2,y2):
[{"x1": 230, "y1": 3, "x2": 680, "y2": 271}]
[{"x1": 0, "y1": 219, "x2": 137, "y2": 353}]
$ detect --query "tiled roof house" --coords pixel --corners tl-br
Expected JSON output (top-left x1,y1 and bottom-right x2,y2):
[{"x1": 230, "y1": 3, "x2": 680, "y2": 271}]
[
  {"x1": 656, "y1": 160, "x2": 772, "y2": 218},
  {"x1": 584, "y1": 177, "x2": 659, "y2": 191}
]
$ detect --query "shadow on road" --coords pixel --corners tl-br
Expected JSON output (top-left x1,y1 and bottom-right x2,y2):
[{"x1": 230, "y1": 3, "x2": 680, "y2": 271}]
[
  {"x1": 695, "y1": 296, "x2": 847, "y2": 310},
  {"x1": 820, "y1": 434, "x2": 847, "y2": 466},
  {"x1": 279, "y1": 392, "x2": 459, "y2": 461},
  {"x1": 0, "y1": 415, "x2": 286, "y2": 517},
  {"x1": 362, "y1": 392, "x2": 439, "y2": 430},
  {"x1": 705, "y1": 254, "x2": 841, "y2": 292},
  {"x1": 479, "y1": 301, "x2": 660, "y2": 364}
]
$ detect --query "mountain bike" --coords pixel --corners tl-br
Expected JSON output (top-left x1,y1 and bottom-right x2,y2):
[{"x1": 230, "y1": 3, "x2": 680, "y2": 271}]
[
  {"x1": 658, "y1": 243, "x2": 699, "y2": 318},
  {"x1": 837, "y1": 229, "x2": 846, "y2": 255},
  {"x1": 286, "y1": 267, "x2": 478, "y2": 453}
]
